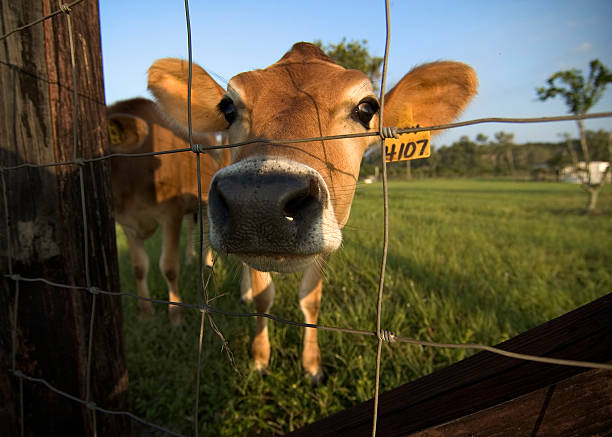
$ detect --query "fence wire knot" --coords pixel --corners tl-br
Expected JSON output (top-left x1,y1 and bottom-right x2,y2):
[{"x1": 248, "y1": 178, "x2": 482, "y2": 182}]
[
  {"x1": 85, "y1": 401, "x2": 96, "y2": 410},
  {"x1": 73, "y1": 158, "x2": 85, "y2": 166},
  {"x1": 59, "y1": 4, "x2": 71, "y2": 14},
  {"x1": 379, "y1": 330, "x2": 396, "y2": 343},
  {"x1": 88, "y1": 286, "x2": 100, "y2": 295},
  {"x1": 190, "y1": 143, "x2": 201, "y2": 153},
  {"x1": 380, "y1": 127, "x2": 398, "y2": 139},
  {"x1": 8, "y1": 274, "x2": 21, "y2": 281}
]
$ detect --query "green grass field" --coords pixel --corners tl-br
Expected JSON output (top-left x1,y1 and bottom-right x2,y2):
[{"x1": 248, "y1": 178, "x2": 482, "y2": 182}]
[{"x1": 116, "y1": 179, "x2": 611, "y2": 436}]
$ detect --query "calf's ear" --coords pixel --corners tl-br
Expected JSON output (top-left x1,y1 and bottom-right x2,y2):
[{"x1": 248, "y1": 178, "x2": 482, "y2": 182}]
[
  {"x1": 148, "y1": 58, "x2": 227, "y2": 134},
  {"x1": 107, "y1": 114, "x2": 149, "y2": 152},
  {"x1": 383, "y1": 61, "x2": 477, "y2": 135}
]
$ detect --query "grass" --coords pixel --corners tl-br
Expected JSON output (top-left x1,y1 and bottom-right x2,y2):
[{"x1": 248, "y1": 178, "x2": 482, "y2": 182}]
[{"x1": 116, "y1": 179, "x2": 611, "y2": 436}]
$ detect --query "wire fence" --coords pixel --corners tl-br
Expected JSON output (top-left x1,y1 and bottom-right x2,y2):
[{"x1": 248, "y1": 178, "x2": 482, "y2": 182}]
[{"x1": 1, "y1": 1, "x2": 611, "y2": 437}]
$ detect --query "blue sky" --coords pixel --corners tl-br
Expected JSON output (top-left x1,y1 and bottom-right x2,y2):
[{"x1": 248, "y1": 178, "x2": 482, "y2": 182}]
[{"x1": 99, "y1": 0, "x2": 612, "y2": 147}]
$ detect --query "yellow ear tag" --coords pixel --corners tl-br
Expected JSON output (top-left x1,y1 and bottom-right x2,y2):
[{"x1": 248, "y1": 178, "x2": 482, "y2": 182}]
[
  {"x1": 384, "y1": 109, "x2": 431, "y2": 163},
  {"x1": 108, "y1": 119, "x2": 124, "y2": 145}
]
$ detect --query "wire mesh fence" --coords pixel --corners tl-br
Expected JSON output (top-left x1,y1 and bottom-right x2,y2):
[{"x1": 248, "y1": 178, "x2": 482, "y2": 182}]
[{"x1": 1, "y1": 1, "x2": 611, "y2": 436}]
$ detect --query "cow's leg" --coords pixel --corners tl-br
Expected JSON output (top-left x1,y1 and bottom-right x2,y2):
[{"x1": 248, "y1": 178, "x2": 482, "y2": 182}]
[
  {"x1": 124, "y1": 230, "x2": 153, "y2": 317},
  {"x1": 240, "y1": 263, "x2": 253, "y2": 302},
  {"x1": 160, "y1": 214, "x2": 183, "y2": 325},
  {"x1": 249, "y1": 268, "x2": 275, "y2": 371},
  {"x1": 299, "y1": 262, "x2": 323, "y2": 383},
  {"x1": 204, "y1": 246, "x2": 214, "y2": 269},
  {"x1": 201, "y1": 213, "x2": 214, "y2": 268},
  {"x1": 184, "y1": 213, "x2": 197, "y2": 265}
]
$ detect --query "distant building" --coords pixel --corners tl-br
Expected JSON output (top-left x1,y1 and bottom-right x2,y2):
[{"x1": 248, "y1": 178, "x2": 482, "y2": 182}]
[{"x1": 559, "y1": 161, "x2": 611, "y2": 184}]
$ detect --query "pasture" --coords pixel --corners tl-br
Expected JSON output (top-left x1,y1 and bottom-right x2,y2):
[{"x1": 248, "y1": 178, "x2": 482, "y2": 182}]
[{"x1": 117, "y1": 178, "x2": 611, "y2": 436}]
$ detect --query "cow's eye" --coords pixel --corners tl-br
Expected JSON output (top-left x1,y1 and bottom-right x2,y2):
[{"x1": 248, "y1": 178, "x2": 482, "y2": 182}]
[
  {"x1": 218, "y1": 97, "x2": 236, "y2": 125},
  {"x1": 354, "y1": 98, "x2": 379, "y2": 127}
]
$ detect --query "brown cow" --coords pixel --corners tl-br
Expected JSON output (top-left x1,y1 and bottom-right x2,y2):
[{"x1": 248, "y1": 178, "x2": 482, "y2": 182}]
[
  {"x1": 108, "y1": 98, "x2": 229, "y2": 325},
  {"x1": 148, "y1": 42, "x2": 477, "y2": 379}
]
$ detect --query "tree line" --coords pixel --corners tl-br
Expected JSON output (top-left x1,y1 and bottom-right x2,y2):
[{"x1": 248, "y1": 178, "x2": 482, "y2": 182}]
[{"x1": 362, "y1": 129, "x2": 611, "y2": 179}]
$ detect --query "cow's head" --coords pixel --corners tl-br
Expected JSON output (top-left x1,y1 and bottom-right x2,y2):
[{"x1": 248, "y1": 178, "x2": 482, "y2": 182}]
[
  {"x1": 148, "y1": 42, "x2": 477, "y2": 273},
  {"x1": 106, "y1": 111, "x2": 150, "y2": 153}
]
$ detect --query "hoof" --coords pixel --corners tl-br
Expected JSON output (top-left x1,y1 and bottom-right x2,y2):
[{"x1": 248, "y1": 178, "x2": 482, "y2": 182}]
[
  {"x1": 185, "y1": 251, "x2": 197, "y2": 265},
  {"x1": 240, "y1": 291, "x2": 253, "y2": 303},
  {"x1": 308, "y1": 368, "x2": 324, "y2": 386},
  {"x1": 203, "y1": 264, "x2": 214, "y2": 276},
  {"x1": 253, "y1": 362, "x2": 268, "y2": 376},
  {"x1": 137, "y1": 301, "x2": 153, "y2": 318},
  {"x1": 168, "y1": 305, "x2": 184, "y2": 326}
]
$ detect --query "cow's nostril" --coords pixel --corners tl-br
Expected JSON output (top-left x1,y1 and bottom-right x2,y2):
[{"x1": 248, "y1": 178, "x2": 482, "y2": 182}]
[
  {"x1": 283, "y1": 194, "x2": 315, "y2": 220},
  {"x1": 282, "y1": 178, "x2": 321, "y2": 222},
  {"x1": 209, "y1": 180, "x2": 230, "y2": 225}
]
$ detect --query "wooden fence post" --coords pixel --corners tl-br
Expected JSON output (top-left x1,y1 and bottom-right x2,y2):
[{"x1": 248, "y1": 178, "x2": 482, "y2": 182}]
[{"x1": 0, "y1": 1, "x2": 130, "y2": 435}]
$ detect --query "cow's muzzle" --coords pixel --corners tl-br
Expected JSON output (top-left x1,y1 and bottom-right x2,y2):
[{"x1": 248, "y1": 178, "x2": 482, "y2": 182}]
[{"x1": 207, "y1": 158, "x2": 341, "y2": 272}]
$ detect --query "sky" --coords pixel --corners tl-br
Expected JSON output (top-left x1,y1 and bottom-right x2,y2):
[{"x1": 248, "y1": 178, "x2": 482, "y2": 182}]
[{"x1": 99, "y1": 0, "x2": 612, "y2": 147}]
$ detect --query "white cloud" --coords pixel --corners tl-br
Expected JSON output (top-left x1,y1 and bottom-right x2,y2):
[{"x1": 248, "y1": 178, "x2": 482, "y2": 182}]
[{"x1": 573, "y1": 42, "x2": 593, "y2": 53}]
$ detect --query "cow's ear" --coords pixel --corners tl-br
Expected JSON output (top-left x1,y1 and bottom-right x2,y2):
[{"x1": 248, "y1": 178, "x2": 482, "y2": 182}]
[
  {"x1": 383, "y1": 61, "x2": 477, "y2": 136},
  {"x1": 107, "y1": 113, "x2": 149, "y2": 152},
  {"x1": 148, "y1": 58, "x2": 227, "y2": 134}
]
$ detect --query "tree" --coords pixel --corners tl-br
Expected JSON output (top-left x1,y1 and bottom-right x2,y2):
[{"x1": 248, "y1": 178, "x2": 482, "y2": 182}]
[
  {"x1": 586, "y1": 129, "x2": 612, "y2": 161},
  {"x1": 314, "y1": 38, "x2": 383, "y2": 91},
  {"x1": 1, "y1": 1, "x2": 129, "y2": 434},
  {"x1": 536, "y1": 59, "x2": 612, "y2": 213},
  {"x1": 475, "y1": 133, "x2": 489, "y2": 145},
  {"x1": 493, "y1": 131, "x2": 516, "y2": 175}
]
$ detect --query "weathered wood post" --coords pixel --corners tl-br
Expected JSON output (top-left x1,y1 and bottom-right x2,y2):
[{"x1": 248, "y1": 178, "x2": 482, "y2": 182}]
[{"x1": 0, "y1": 1, "x2": 130, "y2": 435}]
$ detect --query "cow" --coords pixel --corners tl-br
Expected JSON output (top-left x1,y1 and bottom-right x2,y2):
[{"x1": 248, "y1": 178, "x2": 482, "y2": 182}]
[
  {"x1": 108, "y1": 98, "x2": 229, "y2": 325},
  {"x1": 147, "y1": 42, "x2": 477, "y2": 379}
]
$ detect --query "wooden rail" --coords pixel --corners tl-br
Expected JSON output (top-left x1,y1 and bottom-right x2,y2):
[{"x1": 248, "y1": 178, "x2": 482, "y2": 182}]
[{"x1": 287, "y1": 293, "x2": 611, "y2": 436}]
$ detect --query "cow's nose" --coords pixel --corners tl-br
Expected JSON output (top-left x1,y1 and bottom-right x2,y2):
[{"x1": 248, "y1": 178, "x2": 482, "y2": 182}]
[
  {"x1": 208, "y1": 170, "x2": 326, "y2": 254},
  {"x1": 280, "y1": 177, "x2": 321, "y2": 222}
]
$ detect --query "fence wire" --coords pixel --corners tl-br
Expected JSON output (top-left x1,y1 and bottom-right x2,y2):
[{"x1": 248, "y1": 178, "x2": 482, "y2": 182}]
[
  {"x1": 371, "y1": 0, "x2": 393, "y2": 435},
  {"x1": 3, "y1": 111, "x2": 612, "y2": 172},
  {"x1": 1, "y1": 1, "x2": 611, "y2": 437}
]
